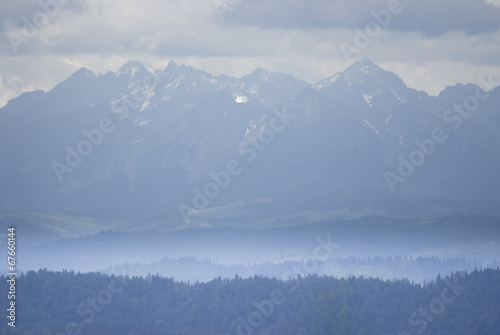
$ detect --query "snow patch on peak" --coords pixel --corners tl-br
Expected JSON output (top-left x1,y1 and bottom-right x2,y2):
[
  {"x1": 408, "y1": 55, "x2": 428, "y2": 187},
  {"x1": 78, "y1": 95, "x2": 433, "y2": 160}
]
[
  {"x1": 329, "y1": 73, "x2": 340, "y2": 83},
  {"x1": 314, "y1": 73, "x2": 340, "y2": 90},
  {"x1": 235, "y1": 95, "x2": 248, "y2": 103},
  {"x1": 360, "y1": 65, "x2": 373, "y2": 74},
  {"x1": 117, "y1": 61, "x2": 147, "y2": 78},
  {"x1": 363, "y1": 94, "x2": 373, "y2": 106},
  {"x1": 140, "y1": 90, "x2": 156, "y2": 111},
  {"x1": 137, "y1": 119, "x2": 152, "y2": 127},
  {"x1": 385, "y1": 114, "x2": 393, "y2": 124},
  {"x1": 345, "y1": 58, "x2": 382, "y2": 78},
  {"x1": 351, "y1": 58, "x2": 375, "y2": 69},
  {"x1": 362, "y1": 119, "x2": 379, "y2": 135}
]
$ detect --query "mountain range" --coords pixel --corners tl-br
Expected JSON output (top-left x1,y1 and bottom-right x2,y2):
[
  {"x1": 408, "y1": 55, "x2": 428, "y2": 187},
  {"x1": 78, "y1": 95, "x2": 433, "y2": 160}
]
[{"x1": 1, "y1": 58, "x2": 499, "y2": 231}]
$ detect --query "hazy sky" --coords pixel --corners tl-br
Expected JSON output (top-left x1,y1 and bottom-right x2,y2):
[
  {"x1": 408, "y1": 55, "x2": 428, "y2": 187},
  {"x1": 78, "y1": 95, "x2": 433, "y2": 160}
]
[{"x1": 1, "y1": 0, "x2": 500, "y2": 107}]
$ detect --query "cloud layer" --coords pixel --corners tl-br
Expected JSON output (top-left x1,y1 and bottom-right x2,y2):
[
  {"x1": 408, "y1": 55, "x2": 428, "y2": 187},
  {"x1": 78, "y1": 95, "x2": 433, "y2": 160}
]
[{"x1": 223, "y1": 0, "x2": 500, "y2": 36}]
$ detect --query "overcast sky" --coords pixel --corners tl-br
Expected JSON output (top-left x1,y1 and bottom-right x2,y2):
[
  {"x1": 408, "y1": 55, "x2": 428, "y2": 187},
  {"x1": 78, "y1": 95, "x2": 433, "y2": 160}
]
[{"x1": 1, "y1": 0, "x2": 500, "y2": 107}]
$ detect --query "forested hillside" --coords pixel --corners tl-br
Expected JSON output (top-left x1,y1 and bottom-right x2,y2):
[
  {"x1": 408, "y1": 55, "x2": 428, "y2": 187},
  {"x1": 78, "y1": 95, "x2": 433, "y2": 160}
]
[{"x1": 2, "y1": 269, "x2": 499, "y2": 334}]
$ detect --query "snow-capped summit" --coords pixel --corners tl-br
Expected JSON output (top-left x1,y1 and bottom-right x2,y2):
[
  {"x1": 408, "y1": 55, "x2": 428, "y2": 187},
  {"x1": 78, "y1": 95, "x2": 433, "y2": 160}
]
[
  {"x1": 314, "y1": 59, "x2": 428, "y2": 112},
  {"x1": 117, "y1": 60, "x2": 149, "y2": 79},
  {"x1": 315, "y1": 58, "x2": 400, "y2": 90},
  {"x1": 346, "y1": 57, "x2": 378, "y2": 73}
]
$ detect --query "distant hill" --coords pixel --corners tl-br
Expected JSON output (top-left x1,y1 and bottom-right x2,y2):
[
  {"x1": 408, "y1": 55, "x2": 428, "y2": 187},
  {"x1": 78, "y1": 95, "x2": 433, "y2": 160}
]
[{"x1": 8, "y1": 215, "x2": 500, "y2": 281}]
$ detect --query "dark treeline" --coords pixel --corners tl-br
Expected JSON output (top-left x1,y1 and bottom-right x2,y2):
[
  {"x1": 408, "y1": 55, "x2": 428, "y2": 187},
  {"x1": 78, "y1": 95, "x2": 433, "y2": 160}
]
[
  {"x1": 103, "y1": 255, "x2": 494, "y2": 284},
  {"x1": 1, "y1": 269, "x2": 500, "y2": 334}
]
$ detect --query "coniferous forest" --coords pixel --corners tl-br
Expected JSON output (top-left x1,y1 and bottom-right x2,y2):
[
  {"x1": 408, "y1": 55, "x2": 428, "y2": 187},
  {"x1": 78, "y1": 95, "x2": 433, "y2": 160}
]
[{"x1": 1, "y1": 269, "x2": 499, "y2": 335}]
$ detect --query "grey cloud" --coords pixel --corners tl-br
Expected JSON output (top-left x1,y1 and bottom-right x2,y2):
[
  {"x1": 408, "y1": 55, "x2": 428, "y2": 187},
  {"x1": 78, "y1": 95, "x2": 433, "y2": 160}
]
[
  {"x1": 0, "y1": 0, "x2": 88, "y2": 32},
  {"x1": 223, "y1": 0, "x2": 500, "y2": 36},
  {"x1": 0, "y1": 0, "x2": 88, "y2": 55}
]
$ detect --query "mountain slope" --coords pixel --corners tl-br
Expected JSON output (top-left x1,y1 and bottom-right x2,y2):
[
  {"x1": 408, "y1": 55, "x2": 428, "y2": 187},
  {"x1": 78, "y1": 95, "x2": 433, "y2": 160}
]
[{"x1": 0, "y1": 59, "x2": 499, "y2": 227}]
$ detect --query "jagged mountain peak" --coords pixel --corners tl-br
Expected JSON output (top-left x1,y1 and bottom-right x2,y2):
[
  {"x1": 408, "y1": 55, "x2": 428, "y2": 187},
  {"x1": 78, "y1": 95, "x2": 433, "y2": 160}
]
[
  {"x1": 1, "y1": 58, "x2": 499, "y2": 215},
  {"x1": 165, "y1": 60, "x2": 178, "y2": 72},
  {"x1": 238, "y1": 67, "x2": 274, "y2": 85},
  {"x1": 316, "y1": 59, "x2": 396, "y2": 89},
  {"x1": 69, "y1": 67, "x2": 96, "y2": 80},
  {"x1": 240, "y1": 67, "x2": 309, "y2": 90},
  {"x1": 438, "y1": 82, "x2": 480, "y2": 97},
  {"x1": 249, "y1": 67, "x2": 270, "y2": 76},
  {"x1": 49, "y1": 67, "x2": 97, "y2": 94},
  {"x1": 117, "y1": 60, "x2": 149, "y2": 79},
  {"x1": 309, "y1": 61, "x2": 435, "y2": 116},
  {"x1": 343, "y1": 58, "x2": 389, "y2": 84},
  {"x1": 313, "y1": 59, "x2": 416, "y2": 108},
  {"x1": 157, "y1": 61, "x2": 210, "y2": 80},
  {"x1": 346, "y1": 58, "x2": 378, "y2": 72}
]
